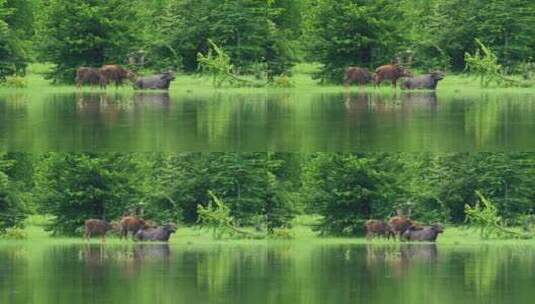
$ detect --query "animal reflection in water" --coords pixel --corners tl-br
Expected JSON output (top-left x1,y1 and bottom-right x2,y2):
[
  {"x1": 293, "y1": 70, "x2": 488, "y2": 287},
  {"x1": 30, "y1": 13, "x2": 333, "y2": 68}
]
[
  {"x1": 79, "y1": 243, "x2": 171, "y2": 266},
  {"x1": 133, "y1": 92, "x2": 170, "y2": 107},
  {"x1": 344, "y1": 91, "x2": 438, "y2": 113},
  {"x1": 366, "y1": 244, "x2": 438, "y2": 278},
  {"x1": 133, "y1": 244, "x2": 171, "y2": 261},
  {"x1": 75, "y1": 93, "x2": 132, "y2": 114},
  {"x1": 75, "y1": 92, "x2": 170, "y2": 114}
]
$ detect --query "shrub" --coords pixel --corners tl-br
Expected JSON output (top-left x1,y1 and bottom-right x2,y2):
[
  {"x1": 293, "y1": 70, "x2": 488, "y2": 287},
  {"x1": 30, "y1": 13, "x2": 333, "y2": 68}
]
[
  {"x1": 1, "y1": 227, "x2": 28, "y2": 240},
  {"x1": 2, "y1": 76, "x2": 27, "y2": 88}
]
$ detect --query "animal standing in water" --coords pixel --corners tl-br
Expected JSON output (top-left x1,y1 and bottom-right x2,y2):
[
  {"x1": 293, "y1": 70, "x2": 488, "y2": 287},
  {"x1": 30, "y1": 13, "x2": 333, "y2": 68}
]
[
  {"x1": 134, "y1": 72, "x2": 176, "y2": 90},
  {"x1": 388, "y1": 215, "x2": 415, "y2": 240},
  {"x1": 99, "y1": 64, "x2": 136, "y2": 88},
  {"x1": 84, "y1": 219, "x2": 115, "y2": 241},
  {"x1": 75, "y1": 67, "x2": 105, "y2": 88},
  {"x1": 364, "y1": 219, "x2": 394, "y2": 239},
  {"x1": 402, "y1": 224, "x2": 444, "y2": 242},
  {"x1": 401, "y1": 71, "x2": 445, "y2": 90},
  {"x1": 135, "y1": 224, "x2": 177, "y2": 242},
  {"x1": 120, "y1": 216, "x2": 150, "y2": 240},
  {"x1": 374, "y1": 64, "x2": 412, "y2": 88},
  {"x1": 344, "y1": 67, "x2": 373, "y2": 88}
]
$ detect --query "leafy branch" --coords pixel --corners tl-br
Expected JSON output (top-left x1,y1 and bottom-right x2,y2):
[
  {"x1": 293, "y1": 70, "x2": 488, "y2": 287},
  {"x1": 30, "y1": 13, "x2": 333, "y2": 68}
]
[
  {"x1": 197, "y1": 40, "x2": 258, "y2": 88},
  {"x1": 464, "y1": 39, "x2": 524, "y2": 87},
  {"x1": 197, "y1": 191, "x2": 265, "y2": 239},
  {"x1": 465, "y1": 191, "x2": 531, "y2": 239}
]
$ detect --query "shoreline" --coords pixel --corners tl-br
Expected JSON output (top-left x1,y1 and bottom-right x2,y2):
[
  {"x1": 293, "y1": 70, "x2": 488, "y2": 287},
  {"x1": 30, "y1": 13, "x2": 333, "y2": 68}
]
[
  {"x1": 3, "y1": 224, "x2": 535, "y2": 247},
  {"x1": 2, "y1": 64, "x2": 535, "y2": 95}
]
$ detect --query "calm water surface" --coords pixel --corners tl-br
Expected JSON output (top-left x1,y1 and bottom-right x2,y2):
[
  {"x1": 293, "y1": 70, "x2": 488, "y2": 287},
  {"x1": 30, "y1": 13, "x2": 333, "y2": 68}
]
[
  {"x1": 0, "y1": 243, "x2": 533, "y2": 304},
  {"x1": 1, "y1": 91, "x2": 535, "y2": 151}
]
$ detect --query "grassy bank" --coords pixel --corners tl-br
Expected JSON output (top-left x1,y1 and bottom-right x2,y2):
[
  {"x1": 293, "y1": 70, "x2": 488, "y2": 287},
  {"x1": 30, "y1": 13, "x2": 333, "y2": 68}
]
[
  {"x1": 2, "y1": 63, "x2": 535, "y2": 96},
  {"x1": 2, "y1": 215, "x2": 534, "y2": 247}
]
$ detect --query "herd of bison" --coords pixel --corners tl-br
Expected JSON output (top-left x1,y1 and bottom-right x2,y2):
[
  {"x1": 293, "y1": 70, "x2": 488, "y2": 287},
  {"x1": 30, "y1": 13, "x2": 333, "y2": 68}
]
[
  {"x1": 75, "y1": 63, "x2": 443, "y2": 90},
  {"x1": 365, "y1": 215, "x2": 444, "y2": 242},
  {"x1": 76, "y1": 65, "x2": 175, "y2": 90},
  {"x1": 84, "y1": 214, "x2": 443, "y2": 243},
  {"x1": 84, "y1": 216, "x2": 177, "y2": 242},
  {"x1": 344, "y1": 64, "x2": 445, "y2": 90}
]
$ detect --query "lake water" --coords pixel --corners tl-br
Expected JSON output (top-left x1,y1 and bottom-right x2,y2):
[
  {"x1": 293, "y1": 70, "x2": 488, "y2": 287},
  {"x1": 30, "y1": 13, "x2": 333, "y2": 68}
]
[
  {"x1": 1, "y1": 91, "x2": 535, "y2": 152},
  {"x1": 0, "y1": 243, "x2": 533, "y2": 304}
]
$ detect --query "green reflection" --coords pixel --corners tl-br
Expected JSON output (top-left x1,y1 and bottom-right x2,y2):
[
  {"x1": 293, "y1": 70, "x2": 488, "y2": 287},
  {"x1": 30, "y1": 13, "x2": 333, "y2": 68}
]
[
  {"x1": 1, "y1": 243, "x2": 535, "y2": 304},
  {"x1": 1, "y1": 91, "x2": 534, "y2": 152}
]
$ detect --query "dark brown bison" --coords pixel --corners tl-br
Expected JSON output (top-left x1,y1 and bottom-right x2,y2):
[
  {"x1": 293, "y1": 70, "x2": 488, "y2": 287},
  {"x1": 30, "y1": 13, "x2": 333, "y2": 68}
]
[
  {"x1": 133, "y1": 72, "x2": 175, "y2": 90},
  {"x1": 374, "y1": 64, "x2": 412, "y2": 88},
  {"x1": 84, "y1": 219, "x2": 113, "y2": 241},
  {"x1": 402, "y1": 224, "x2": 444, "y2": 242},
  {"x1": 99, "y1": 64, "x2": 136, "y2": 88},
  {"x1": 388, "y1": 215, "x2": 414, "y2": 240},
  {"x1": 120, "y1": 216, "x2": 149, "y2": 240},
  {"x1": 135, "y1": 224, "x2": 177, "y2": 242},
  {"x1": 344, "y1": 67, "x2": 373, "y2": 88},
  {"x1": 76, "y1": 67, "x2": 105, "y2": 88},
  {"x1": 364, "y1": 219, "x2": 394, "y2": 240},
  {"x1": 401, "y1": 71, "x2": 445, "y2": 90}
]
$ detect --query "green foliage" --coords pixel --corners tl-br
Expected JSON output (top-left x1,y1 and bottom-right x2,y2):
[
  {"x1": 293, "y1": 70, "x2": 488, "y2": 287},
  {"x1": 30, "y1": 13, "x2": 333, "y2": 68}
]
[
  {"x1": 402, "y1": 153, "x2": 535, "y2": 224},
  {"x1": 304, "y1": 0, "x2": 405, "y2": 83},
  {"x1": 34, "y1": 154, "x2": 145, "y2": 235},
  {"x1": 0, "y1": 0, "x2": 34, "y2": 80},
  {"x1": 465, "y1": 191, "x2": 503, "y2": 239},
  {"x1": 197, "y1": 40, "x2": 248, "y2": 88},
  {"x1": 36, "y1": 0, "x2": 140, "y2": 83},
  {"x1": 465, "y1": 39, "x2": 508, "y2": 87},
  {"x1": 1, "y1": 75, "x2": 27, "y2": 87},
  {"x1": 301, "y1": 153, "x2": 405, "y2": 236},
  {"x1": 3, "y1": 152, "x2": 535, "y2": 238},
  {"x1": 404, "y1": 0, "x2": 535, "y2": 71},
  {"x1": 0, "y1": 227, "x2": 27, "y2": 239},
  {"x1": 138, "y1": 153, "x2": 296, "y2": 230},
  {"x1": 465, "y1": 191, "x2": 530, "y2": 239},
  {"x1": 3, "y1": 0, "x2": 535, "y2": 82},
  {"x1": 271, "y1": 74, "x2": 295, "y2": 88},
  {"x1": 518, "y1": 59, "x2": 535, "y2": 80},
  {"x1": 150, "y1": 0, "x2": 295, "y2": 77},
  {"x1": 197, "y1": 191, "x2": 244, "y2": 239},
  {"x1": 0, "y1": 154, "x2": 28, "y2": 232}
]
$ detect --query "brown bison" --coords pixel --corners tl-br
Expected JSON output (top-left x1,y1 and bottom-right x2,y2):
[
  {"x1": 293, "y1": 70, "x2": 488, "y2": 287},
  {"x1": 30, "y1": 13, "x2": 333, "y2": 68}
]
[
  {"x1": 344, "y1": 67, "x2": 373, "y2": 88},
  {"x1": 120, "y1": 216, "x2": 150, "y2": 240},
  {"x1": 84, "y1": 219, "x2": 113, "y2": 241},
  {"x1": 99, "y1": 64, "x2": 136, "y2": 88},
  {"x1": 374, "y1": 64, "x2": 412, "y2": 88},
  {"x1": 388, "y1": 215, "x2": 414, "y2": 240},
  {"x1": 364, "y1": 219, "x2": 394, "y2": 240},
  {"x1": 75, "y1": 67, "x2": 105, "y2": 88}
]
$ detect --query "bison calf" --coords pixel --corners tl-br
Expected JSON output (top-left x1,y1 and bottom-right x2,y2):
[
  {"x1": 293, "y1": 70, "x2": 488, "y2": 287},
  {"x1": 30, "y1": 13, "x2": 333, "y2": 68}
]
[
  {"x1": 344, "y1": 67, "x2": 373, "y2": 88},
  {"x1": 84, "y1": 219, "x2": 113, "y2": 241},
  {"x1": 388, "y1": 216, "x2": 414, "y2": 240},
  {"x1": 120, "y1": 216, "x2": 150, "y2": 240},
  {"x1": 401, "y1": 71, "x2": 444, "y2": 90},
  {"x1": 364, "y1": 219, "x2": 394, "y2": 240},
  {"x1": 402, "y1": 224, "x2": 444, "y2": 242},
  {"x1": 374, "y1": 64, "x2": 412, "y2": 89},
  {"x1": 76, "y1": 67, "x2": 105, "y2": 88},
  {"x1": 135, "y1": 224, "x2": 177, "y2": 242},
  {"x1": 100, "y1": 64, "x2": 136, "y2": 88}
]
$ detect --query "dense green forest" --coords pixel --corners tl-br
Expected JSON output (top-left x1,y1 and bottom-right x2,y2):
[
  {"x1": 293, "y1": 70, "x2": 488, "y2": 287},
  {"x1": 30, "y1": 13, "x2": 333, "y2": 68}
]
[
  {"x1": 2, "y1": 0, "x2": 535, "y2": 83},
  {"x1": 1, "y1": 153, "x2": 534, "y2": 236}
]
